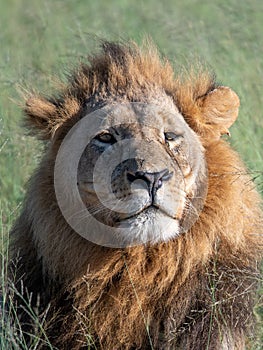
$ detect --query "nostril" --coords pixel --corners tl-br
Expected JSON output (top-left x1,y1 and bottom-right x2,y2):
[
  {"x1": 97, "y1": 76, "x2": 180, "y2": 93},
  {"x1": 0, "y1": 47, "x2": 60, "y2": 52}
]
[
  {"x1": 135, "y1": 171, "x2": 145, "y2": 178},
  {"x1": 152, "y1": 169, "x2": 173, "y2": 195},
  {"x1": 161, "y1": 170, "x2": 173, "y2": 182},
  {"x1": 127, "y1": 172, "x2": 137, "y2": 183}
]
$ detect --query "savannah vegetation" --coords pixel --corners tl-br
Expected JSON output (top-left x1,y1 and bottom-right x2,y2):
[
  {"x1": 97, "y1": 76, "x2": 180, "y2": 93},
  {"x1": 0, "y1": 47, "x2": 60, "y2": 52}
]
[{"x1": 0, "y1": 0, "x2": 262, "y2": 348}]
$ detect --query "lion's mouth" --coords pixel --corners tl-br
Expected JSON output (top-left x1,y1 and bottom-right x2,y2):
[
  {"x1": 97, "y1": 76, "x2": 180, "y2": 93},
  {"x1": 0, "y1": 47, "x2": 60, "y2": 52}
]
[
  {"x1": 78, "y1": 181, "x2": 185, "y2": 227},
  {"x1": 116, "y1": 204, "x2": 175, "y2": 223}
]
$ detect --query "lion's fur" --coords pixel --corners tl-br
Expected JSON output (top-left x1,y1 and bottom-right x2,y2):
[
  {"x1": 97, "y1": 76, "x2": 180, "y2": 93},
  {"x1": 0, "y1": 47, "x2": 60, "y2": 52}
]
[{"x1": 10, "y1": 41, "x2": 262, "y2": 349}]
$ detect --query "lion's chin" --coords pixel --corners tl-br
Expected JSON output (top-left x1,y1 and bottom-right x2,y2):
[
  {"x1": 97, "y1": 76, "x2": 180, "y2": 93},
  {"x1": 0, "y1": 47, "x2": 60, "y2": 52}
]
[{"x1": 115, "y1": 207, "x2": 180, "y2": 245}]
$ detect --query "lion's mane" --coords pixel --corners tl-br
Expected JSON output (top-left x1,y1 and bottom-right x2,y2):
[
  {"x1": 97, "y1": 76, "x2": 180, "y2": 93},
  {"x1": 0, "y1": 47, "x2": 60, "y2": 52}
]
[{"x1": 10, "y1": 41, "x2": 262, "y2": 350}]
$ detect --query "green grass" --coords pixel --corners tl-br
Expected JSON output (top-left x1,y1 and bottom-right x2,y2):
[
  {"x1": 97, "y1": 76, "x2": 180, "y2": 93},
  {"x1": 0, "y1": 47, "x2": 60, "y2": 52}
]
[{"x1": 0, "y1": 0, "x2": 262, "y2": 348}]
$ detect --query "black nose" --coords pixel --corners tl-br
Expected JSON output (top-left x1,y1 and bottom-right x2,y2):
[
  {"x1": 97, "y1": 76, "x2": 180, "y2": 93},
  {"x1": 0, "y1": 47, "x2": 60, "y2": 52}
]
[{"x1": 127, "y1": 168, "x2": 173, "y2": 199}]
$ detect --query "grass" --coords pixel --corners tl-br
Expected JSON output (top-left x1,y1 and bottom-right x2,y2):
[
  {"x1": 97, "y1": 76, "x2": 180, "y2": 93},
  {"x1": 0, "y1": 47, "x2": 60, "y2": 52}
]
[{"x1": 0, "y1": 0, "x2": 262, "y2": 348}]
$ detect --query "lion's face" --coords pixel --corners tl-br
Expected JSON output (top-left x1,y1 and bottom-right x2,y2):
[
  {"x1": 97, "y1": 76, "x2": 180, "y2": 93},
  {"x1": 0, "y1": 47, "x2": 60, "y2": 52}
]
[
  {"x1": 75, "y1": 97, "x2": 208, "y2": 246},
  {"x1": 24, "y1": 43, "x2": 240, "y2": 247}
]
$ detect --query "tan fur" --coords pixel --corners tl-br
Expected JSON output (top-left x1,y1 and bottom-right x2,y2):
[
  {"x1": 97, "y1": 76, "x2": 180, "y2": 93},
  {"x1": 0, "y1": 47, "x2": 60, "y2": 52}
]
[{"x1": 9, "y1": 41, "x2": 262, "y2": 349}]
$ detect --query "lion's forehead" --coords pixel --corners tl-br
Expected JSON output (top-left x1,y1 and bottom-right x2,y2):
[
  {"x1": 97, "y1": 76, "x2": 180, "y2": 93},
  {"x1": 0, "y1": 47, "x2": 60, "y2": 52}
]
[{"x1": 89, "y1": 100, "x2": 193, "y2": 138}]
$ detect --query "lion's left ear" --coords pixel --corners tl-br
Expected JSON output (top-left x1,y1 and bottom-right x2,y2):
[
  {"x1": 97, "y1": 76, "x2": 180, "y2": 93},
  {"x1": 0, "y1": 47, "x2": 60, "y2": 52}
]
[{"x1": 197, "y1": 86, "x2": 240, "y2": 139}]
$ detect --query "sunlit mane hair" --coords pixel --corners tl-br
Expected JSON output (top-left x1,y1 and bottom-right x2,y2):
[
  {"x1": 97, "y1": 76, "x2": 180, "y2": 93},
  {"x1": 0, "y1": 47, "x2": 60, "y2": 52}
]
[{"x1": 24, "y1": 41, "x2": 217, "y2": 140}]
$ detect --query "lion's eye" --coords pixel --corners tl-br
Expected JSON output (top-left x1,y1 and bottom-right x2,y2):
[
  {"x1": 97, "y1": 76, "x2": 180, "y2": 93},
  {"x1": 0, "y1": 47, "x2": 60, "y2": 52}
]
[
  {"x1": 164, "y1": 132, "x2": 183, "y2": 142},
  {"x1": 95, "y1": 132, "x2": 116, "y2": 144}
]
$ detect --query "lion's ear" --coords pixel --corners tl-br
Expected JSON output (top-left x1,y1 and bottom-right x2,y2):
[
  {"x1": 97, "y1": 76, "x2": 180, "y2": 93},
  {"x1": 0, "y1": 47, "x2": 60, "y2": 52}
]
[
  {"x1": 197, "y1": 86, "x2": 240, "y2": 140},
  {"x1": 24, "y1": 96, "x2": 59, "y2": 140}
]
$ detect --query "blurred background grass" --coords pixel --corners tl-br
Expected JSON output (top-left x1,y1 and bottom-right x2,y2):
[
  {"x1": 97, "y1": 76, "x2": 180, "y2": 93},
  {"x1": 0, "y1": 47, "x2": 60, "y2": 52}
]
[{"x1": 0, "y1": 0, "x2": 262, "y2": 347}]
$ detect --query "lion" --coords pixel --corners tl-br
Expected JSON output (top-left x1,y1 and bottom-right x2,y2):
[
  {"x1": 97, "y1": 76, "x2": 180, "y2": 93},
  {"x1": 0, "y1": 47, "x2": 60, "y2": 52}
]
[{"x1": 9, "y1": 41, "x2": 262, "y2": 349}]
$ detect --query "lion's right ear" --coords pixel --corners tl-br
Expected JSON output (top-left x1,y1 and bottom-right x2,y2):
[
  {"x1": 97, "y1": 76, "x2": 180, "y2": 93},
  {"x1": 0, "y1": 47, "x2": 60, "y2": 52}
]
[{"x1": 24, "y1": 96, "x2": 59, "y2": 140}]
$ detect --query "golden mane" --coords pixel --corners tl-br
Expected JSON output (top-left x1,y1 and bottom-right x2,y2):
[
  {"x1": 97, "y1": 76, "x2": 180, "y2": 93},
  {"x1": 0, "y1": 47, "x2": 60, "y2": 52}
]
[
  {"x1": 24, "y1": 41, "x2": 217, "y2": 140},
  {"x1": 10, "y1": 41, "x2": 262, "y2": 349}
]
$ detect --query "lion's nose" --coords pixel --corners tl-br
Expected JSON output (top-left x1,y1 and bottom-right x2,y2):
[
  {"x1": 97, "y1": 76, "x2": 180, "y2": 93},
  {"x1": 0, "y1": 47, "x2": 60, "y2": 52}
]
[{"x1": 127, "y1": 168, "x2": 173, "y2": 199}]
